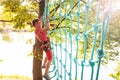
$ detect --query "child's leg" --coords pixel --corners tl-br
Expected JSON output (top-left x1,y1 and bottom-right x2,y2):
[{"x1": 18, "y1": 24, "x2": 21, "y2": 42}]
[
  {"x1": 44, "y1": 59, "x2": 52, "y2": 74},
  {"x1": 44, "y1": 50, "x2": 52, "y2": 75},
  {"x1": 42, "y1": 56, "x2": 47, "y2": 68}
]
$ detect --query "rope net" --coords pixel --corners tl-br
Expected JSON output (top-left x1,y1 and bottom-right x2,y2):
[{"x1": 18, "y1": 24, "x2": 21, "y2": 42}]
[{"x1": 43, "y1": 0, "x2": 111, "y2": 80}]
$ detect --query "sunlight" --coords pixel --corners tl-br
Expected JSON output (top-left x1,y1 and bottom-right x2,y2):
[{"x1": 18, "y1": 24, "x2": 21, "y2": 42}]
[
  {"x1": 0, "y1": 32, "x2": 34, "y2": 79},
  {"x1": 114, "y1": 0, "x2": 120, "y2": 11},
  {"x1": 21, "y1": 1, "x2": 30, "y2": 6},
  {"x1": 100, "y1": 0, "x2": 120, "y2": 17},
  {"x1": 0, "y1": 6, "x2": 3, "y2": 13},
  {"x1": 112, "y1": 0, "x2": 120, "y2": 12}
]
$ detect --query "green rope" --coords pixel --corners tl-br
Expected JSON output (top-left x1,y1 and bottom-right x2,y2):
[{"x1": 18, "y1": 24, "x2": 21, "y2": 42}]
[
  {"x1": 96, "y1": 0, "x2": 112, "y2": 80},
  {"x1": 59, "y1": 0, "x2": 63, "y2": 79},
  {"x1": 64, "y1": 1, "x2": 67, "y2": 80},
  {"x1": 42, "y1": 0, "x2": 112, "y2": 80},
  {"x1": 81, "y1": 0, "x2": 91, "y2": 79},
  {"x1": 69, "y1": 0, "x2": 73, "y2": 79},
  {"x1": 89, "y1": 0, "x2": 101, "y2": 80},
  {"x1": 74, "y1": 0, "x2": 81, "y2": 80}
]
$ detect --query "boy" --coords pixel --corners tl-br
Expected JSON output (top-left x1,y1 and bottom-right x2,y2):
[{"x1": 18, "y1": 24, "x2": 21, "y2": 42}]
[{"x1": 32, "y1": 17, "x2": 52, "y2": 80}]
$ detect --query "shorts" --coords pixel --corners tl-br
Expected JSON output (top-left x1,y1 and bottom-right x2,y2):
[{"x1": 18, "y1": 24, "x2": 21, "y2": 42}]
[
  {"x1": 45, "y1": 50, "x2": 52, "y2": 60},
  {"x1": 41, "y1": 41, "x2": 52, "y2": 60}
]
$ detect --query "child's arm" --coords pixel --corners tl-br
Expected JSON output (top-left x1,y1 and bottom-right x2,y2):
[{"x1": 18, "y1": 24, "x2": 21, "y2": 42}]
[
  {"x1": 42, "y1": 25, "x2": 50, "y2": 32},
  {"x1": 41, "y1": 16, "x2": 50, "y2": 32}
]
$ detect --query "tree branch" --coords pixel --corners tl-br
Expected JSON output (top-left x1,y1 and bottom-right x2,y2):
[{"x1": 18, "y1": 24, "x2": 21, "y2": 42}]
[
  {"x1": 50, "y1": 0, "x2": 66, "y2": 17},
  {"x1": 53, "y1": 0, "x2": 95, "y2": 29},
  {"x1": 50, "y1": 26, "x2": 70, "y2": 34},
  {"x1": 56, "y1": 0, "x2": 80, "y2": 28},
  {"x1": 0, "y1": 20, "x2": 12, "y2": 22},
  {"x1": 80, "y1": 0, "x2": 95, "y2": 13}
]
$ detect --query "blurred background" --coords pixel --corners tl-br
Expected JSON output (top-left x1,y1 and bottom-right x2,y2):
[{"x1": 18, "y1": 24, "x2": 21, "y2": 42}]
[{"x1": 0, "y1": 0, "x2": 120, "y2": 80}]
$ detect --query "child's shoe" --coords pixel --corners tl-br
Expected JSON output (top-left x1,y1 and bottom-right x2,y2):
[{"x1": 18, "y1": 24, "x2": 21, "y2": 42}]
[
  {"x1": 42, "y1": 65, "x2": 45, "y2": 68},
  {"x1": 43, "y1": 74, "x2": 50, "y2": 80}
]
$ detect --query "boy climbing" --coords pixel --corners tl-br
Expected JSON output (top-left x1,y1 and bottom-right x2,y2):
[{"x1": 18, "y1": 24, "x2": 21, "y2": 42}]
[{"x1": 32, "y1": 16, "x2": 52, "y2": 80}]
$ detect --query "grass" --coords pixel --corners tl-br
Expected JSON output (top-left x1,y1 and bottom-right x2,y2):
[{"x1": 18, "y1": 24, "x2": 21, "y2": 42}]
[
  {"x1": 0, "y1": 59, "x2": 3, "y2": 62},
  {"x1": 0, "y1": 74, "x2": 32, "y2": 80}
]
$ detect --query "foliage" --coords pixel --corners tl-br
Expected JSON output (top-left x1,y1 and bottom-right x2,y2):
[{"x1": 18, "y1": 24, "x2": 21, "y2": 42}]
[
  {"x1": 0, "y1": 59, "x2": 3, "y2": 62},
  {"x1": 0, "y1": 0, "x2": 119, "y2": 65},
  {"x1": 2, "y1": 33, "x2": 11, "y2": 42},
  {"x1": 0, "y1": 74, "x2": 32, "y2": 80},
  {"x1": 0, "y1": 0, "x2": 38, "y2": 29},
  {"x1": 109, "y1": 62, "x2": 120, "y2": 80}
]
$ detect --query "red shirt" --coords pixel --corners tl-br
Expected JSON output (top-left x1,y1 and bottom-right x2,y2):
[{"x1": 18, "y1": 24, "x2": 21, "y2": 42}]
[{"x1": 35, "y1": 26, "x2": 47, "y2": 41}]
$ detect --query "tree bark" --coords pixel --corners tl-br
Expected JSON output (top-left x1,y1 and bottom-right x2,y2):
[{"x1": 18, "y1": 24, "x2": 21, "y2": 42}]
[
  {"x1": 33, "y1": 0, "x2": 45, "y2": 80},
  {"x1": 33, "y1": 38, "x2": 43, "y2": 80}
]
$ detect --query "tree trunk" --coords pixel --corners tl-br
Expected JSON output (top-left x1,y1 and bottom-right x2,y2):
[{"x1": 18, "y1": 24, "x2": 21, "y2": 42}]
[{"x1": 33, "y1": 0, "x2": 45, "y2": 80}]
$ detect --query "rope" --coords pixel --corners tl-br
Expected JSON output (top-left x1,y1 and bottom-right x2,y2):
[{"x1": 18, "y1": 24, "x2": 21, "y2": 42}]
[
  {"x1": 42, "y1": 0, "x2": 112, "y2": 80},
  {"x1": 96, "y1": 0, "x2": 112, "y2": 80},
  {"x1": 74, "y1": 0, "x2": 81, "y2": 80}
]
